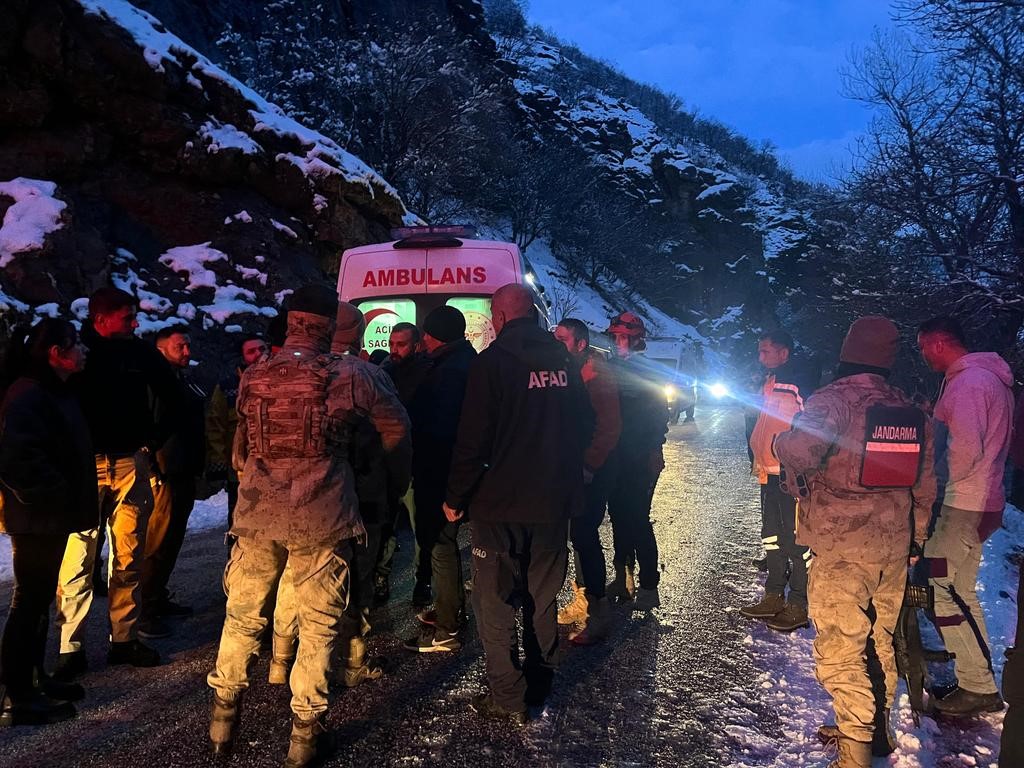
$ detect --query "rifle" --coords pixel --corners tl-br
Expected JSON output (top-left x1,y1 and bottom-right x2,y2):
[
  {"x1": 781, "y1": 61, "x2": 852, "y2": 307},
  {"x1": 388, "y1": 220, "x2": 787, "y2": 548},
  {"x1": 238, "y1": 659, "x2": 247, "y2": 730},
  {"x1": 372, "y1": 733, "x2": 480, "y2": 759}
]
[{"x1": 894, "y1": 580, "x2": 954, "y2": 726}]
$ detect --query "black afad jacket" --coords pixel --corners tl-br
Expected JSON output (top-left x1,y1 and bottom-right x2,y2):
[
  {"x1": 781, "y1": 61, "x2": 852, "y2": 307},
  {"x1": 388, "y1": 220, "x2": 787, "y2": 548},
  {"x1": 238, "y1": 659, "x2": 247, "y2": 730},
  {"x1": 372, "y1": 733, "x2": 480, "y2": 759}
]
[{"x1": 446, "y1": 318, "x2": 592, "y2": 524}]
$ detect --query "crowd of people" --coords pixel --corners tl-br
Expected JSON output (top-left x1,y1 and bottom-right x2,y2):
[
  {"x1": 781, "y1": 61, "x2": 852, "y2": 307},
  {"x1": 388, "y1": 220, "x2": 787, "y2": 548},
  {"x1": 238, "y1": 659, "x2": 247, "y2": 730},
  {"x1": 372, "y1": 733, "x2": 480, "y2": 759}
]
[{"x1": 0, "y1": 283, "x2": 1020, "y2": 768}]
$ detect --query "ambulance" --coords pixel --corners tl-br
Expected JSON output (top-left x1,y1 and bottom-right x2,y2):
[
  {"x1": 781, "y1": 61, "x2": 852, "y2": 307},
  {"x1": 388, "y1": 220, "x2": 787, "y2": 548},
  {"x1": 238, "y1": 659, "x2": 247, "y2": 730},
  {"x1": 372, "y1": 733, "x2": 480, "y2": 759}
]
[{"x1": 337, "y1": 226, "x2": 550, "y2": 354}]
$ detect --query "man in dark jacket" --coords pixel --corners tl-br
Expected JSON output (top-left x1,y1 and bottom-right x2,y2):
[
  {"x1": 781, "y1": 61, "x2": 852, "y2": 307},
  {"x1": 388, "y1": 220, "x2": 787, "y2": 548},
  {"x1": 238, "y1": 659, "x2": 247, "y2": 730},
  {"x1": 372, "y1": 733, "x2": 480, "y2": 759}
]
[
  {"x1": 604, "y1": 312, "x2": 670, "y2": 609},
  {"x1": 403, "y1": 306, "x2": 477, "y2": 652},
  {"x1": 137, "y1": 324, "x2": 208, "y2": 638},
  {"x1": 55, "y1": 287, "x2": 180, "y2": 678},
  {"x1": 445, "y1": 284, "x2": 590, "y2": 721}
]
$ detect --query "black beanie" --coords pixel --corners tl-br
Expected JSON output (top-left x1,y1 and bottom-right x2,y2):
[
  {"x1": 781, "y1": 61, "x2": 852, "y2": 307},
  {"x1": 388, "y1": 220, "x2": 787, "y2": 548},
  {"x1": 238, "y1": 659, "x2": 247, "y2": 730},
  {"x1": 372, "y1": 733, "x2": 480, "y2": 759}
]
[
  {"x1": 839, "y1": 316, "x2": 898, "y2": 370},
  {"x1": 288, "y1": 284, "x2": 338, "y2": 319},
  {"x1": 423, "y1": 305, "x2": 466, "y2": 344}
]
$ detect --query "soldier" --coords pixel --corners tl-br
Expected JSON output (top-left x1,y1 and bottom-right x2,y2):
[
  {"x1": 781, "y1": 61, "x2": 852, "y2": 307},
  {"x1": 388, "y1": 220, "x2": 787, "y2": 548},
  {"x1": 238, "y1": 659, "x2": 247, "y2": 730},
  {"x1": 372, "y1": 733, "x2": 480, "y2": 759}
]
[
  {"x1": 775, "y1": 316, "x2": 936, "y2": 768},
  {"x1": 206, "y1": 286, "x2": 409, "y2": 767}
]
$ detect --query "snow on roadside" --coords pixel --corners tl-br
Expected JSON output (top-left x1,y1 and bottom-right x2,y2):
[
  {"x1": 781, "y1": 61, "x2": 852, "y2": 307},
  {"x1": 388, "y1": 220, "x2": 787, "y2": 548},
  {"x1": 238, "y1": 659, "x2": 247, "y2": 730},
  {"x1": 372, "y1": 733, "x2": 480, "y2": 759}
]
[
  {"x1": 729, "y1": 505, "x2": 1019, "y2": 767},
  {"x1": 0, "y1": 178, "x2": 67, "y2": 268}
]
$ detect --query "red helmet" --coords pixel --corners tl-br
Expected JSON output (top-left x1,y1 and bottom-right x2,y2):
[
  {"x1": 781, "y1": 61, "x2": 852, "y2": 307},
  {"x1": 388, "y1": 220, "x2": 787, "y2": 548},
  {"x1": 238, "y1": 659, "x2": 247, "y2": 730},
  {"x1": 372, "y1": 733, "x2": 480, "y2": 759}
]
[{"x1": 607, "y1": 311, "x2": 647, "y2": 351}]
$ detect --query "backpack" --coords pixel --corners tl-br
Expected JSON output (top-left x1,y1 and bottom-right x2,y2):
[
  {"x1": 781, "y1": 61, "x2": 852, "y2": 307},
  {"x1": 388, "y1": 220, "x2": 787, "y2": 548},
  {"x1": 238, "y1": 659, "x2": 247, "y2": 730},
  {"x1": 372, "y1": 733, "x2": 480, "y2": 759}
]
[{"x1": 241, "y1": 354, "x2": 340, "y2": 459}]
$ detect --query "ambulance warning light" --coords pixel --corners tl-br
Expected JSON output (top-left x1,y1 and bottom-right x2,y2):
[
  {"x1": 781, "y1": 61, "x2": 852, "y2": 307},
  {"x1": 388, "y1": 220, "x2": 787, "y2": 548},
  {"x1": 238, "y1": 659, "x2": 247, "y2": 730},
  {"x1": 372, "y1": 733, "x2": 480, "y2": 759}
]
[{"x1": 390, "y1": 225, "x2": 477, "y2": 249}]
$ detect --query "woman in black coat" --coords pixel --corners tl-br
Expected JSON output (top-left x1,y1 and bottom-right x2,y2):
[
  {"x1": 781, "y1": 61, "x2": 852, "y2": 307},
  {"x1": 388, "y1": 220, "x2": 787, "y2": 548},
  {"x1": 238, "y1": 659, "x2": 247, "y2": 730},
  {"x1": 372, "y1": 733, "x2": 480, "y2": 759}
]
[{"x1": 0, "y1": 318, "x2": 96, "y2": 726}]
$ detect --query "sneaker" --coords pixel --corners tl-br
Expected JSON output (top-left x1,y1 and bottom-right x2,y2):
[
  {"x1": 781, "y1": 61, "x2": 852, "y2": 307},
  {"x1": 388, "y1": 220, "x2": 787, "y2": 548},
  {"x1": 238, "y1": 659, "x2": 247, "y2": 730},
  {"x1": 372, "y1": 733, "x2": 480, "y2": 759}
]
[
  {"x1": 416, "y1": 609, "x2": 437, "y2": 626},
  {"x1": 411, "y1": 581, "x2": 432, "y2": 608},
  {"x1": 469, "y1": 693, "x2": 527, "y2": 725},
  {"x1": 633, "y1": 587, "x2": 661, "y2": 611},
  {"x1": 739, "y1": 592, "x2": 785, "y2": 619},
  {"x1": 107, "y1": 639, "x2": 161, "y2": 667},
  {"x1": 933, "y1": 687, "x2": 1005, "y2": 717},
  {"x1": 403, "y1": 627, "x2": 461, "y2": 653},
  {"x1": 137, "y1": 617, "x2": 172, "y2": 639},
  {"x1": 52, "y1": 650, "x2": 88, "y2": 682},
  {"x1": 373, "y1": 574, "x2": 390, "y2": 606},
  {"x1": 764, "y1": 602, "x2": 809, "y2": 632},
  {"x1": 0, "y1": 690, "x2": 77, "y2": 727},
  {"x1": 156, "y1": 597, "x2": 193, "y2": 617}
]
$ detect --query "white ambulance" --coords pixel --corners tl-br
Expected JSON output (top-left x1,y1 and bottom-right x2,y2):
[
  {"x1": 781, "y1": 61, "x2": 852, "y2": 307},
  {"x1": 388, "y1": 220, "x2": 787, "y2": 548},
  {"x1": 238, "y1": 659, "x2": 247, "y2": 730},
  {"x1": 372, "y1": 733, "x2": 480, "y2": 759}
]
[{"x1": 337, "y1": 226, "x2": 550, "y2": 354}]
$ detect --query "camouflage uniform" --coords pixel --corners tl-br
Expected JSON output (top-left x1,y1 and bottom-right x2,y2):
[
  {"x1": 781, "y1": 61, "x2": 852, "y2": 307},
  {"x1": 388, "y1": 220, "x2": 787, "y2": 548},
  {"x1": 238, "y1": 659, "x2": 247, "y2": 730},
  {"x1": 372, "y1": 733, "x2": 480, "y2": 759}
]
[
  {"x1": 207, "y1": 311, "x2": 409, "y2": 717},
  {"x1": 775, "y1": 371, "x2": 936, "y2": 744}
]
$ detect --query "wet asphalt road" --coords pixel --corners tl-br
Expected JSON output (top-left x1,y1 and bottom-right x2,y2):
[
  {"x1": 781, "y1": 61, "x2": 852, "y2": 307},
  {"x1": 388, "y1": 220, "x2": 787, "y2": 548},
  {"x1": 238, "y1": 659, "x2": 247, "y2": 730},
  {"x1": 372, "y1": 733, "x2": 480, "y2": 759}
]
[{"x1": 0, "y1": 406, "x2": 782, "y2": 768}]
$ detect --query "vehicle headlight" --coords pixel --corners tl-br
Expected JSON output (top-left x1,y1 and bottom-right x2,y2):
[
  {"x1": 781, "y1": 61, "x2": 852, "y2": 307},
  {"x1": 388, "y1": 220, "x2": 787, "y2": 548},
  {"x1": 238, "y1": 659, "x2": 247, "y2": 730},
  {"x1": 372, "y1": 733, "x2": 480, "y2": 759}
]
[
  {"x1": 709, "y1": 382, "x2": 729, "y2": 399},
  {"x1": 663, "y1": 384, "x2": 676, "y2": 400}
]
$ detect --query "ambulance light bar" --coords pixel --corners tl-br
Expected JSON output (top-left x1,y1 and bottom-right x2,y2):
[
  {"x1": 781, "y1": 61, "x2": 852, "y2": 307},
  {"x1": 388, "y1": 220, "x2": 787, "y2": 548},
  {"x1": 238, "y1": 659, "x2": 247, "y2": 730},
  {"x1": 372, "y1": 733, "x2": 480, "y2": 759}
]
[{"x1": 390, "y1": 225, "x2": 477, "y2": 249}]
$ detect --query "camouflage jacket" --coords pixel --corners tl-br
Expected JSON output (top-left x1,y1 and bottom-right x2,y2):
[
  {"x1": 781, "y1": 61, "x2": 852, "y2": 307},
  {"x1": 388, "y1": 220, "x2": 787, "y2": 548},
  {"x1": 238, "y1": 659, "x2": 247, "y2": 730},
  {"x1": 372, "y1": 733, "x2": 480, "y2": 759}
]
[
  {"x1": 231, "y1": 312, "x2": 410, "y2": 546},
  {"x1": 774, "y1": 372, "x2": 936, "y2": 562}
]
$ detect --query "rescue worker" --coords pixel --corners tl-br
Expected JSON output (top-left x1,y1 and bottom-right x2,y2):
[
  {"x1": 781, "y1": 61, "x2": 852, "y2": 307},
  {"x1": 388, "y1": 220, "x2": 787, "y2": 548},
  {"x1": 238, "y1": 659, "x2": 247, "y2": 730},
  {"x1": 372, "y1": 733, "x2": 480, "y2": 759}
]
[
  {"x1": 604, "y1": 311, "x2": 669, "y2": 608},
  {"x1": 0, "y1": 319, "x2": 94, "y2": 726},
  {"x1": 740, "y1": 330, "x2": 818, "y2": 632},
  {"x1": 55, "y1": 287, "x2": 179, "y2": 679},
  {"x1": 445, "y1": 284, "x2": 590, "y2": 721},
  {"x1": 206, "y1": 335, "x2": 268, "y2": 522},
  {"x1": 138, "y1": 324, "x2": 207, "y2": 638},
  {"x1": 377, "y1": 321, "x2": 431, "y2": 605},
  {"x1": 206, "y1": 285, "x2": 409, "y2": 766},
  {"x1": 553, "y1": 318, "x2": 621, "y2": 644},
  {"x1": 775, "y1": 316, "x2": 936, "y2": 767},
  {"x1": 404, "y1": 306, "x2": 476, "y2": 652},
  {"x1": 917, "y1": 316, "x2": 1012, "y2": 716}
]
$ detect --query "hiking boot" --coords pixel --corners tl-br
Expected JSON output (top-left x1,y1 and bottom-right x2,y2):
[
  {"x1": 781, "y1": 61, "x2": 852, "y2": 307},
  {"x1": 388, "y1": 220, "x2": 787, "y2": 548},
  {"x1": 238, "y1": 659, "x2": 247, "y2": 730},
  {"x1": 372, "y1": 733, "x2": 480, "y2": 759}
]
[
  {"x1": 411, "y1": 580, "x2": 432, "y2": 608},
  {"x1": 0, "y1": 689, "x2": 76, "y2": 727},
  {"x1": 156, "y1": 596, "x2": 193, "y2": 617},
  {"x1": 137, "y1": 617, "x2": 172, "y2": 639},
  {"x1": 765, "y1": 602, "x2": 809, "y2": 632},
  {"x1": 469, "y1": 693, "x2": 527, "y2": 725},
  {"x1": 283, "y1": 713, "x2": 331, "y2": 768},
  {"x1": 569, "y1": 597, "x2": 610, "y2": 646},
  {"x1": 268, "y1": 632, "x2": 296, "y2": 685},
  {"x1": 403, "y1": 627, "x2": 461, "y2": 653},
  {"x1": 739, "y1": 592, "x2": 785, "y2": 619},
  {"x1": 209, "y1": 692, "x2": 242, "y2": 756},
  {"x1": 932, "y1": 687, "x2": 1005, "y2": 716},
  {"x1": 34, "y1": 670, "x2": 85, "y2": 703},
  {"x1": 373, "y1": 574, "x2": 390, "y2": 606},
  {"x1": 341, "y1": 636, "x2": 384, "y2": 688},
  {"x1": 633, "y1": 587, "x2": 661, "y2": 611},
  {"x1": 52, "y1": 650, "x2": 88, "y2": 682},
  {"x1": 107, "y1": 639, "x2": 161, "y2": 667},
  {"x1": 818, "y1": 713, "x2": 895, "y2": 758},
  {"x1": 824, "y1": 735, "x2": 872, "y2": 768},
  {"x1": 607, "y1": 565, "x2": 636, "y2": 603},
  {"x1": 558, "y1": 583, "x2": 589, "y2": 626}
]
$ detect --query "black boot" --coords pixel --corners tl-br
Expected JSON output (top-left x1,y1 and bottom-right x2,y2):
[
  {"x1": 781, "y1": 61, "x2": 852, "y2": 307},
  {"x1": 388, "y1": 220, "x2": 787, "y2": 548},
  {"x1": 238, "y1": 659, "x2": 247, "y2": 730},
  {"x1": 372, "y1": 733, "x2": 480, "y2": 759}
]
[
  {"x1": 1, "y1": 687, "x2": 77, "y2": 727},
  {"x1": 209, "y1": 693, "x2": 242, "y2": 756},
  {"x1": 107, "y1": 639, "x2": 161, "y2": 667},
  {"x1": 283, "y1": 713, "x2": 331, "y2": 768},
  {"x1": 34, "y1": 669, "x2": 85, "y2": 703},
  {"x1": 52, "y1": 650, "x2": 88, "y2": 682}
]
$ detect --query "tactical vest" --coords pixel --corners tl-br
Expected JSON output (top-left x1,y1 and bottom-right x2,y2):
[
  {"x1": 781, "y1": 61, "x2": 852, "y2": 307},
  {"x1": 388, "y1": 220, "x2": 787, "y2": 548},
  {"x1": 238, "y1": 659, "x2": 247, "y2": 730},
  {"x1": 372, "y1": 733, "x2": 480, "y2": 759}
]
[
  {"x1": 860, "y1": 404, "x2": 925, "y2": 488},
  {"x1": 242, "y1": 354, "x2": 347, "y2": 460}
]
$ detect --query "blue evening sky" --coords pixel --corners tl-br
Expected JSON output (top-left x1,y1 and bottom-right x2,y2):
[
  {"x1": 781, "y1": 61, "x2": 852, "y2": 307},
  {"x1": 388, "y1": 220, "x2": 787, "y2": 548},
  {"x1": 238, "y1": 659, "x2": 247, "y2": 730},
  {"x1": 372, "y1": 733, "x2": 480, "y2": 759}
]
[{"x1": 525, "y1": 0, "x2": 898, "y2": 183}]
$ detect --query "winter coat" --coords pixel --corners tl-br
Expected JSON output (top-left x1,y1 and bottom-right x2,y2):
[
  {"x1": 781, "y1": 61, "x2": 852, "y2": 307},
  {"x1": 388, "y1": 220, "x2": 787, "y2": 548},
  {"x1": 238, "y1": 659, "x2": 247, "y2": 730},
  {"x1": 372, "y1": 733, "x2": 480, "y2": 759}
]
[
  {"x1": 382, "y1": 352, "x2": 432, "y2": 407},
  {"x1": 607, "y1": 354, "x2": 669, "y2": 457},
  {"x1": 206, "y1": 373, "x2": 240, "y2": 478},
  {"x1": 933, "y1": 352, "x2": 1015, "y2": 513},
  {"x1": 446, "y1": 317, "x2": 591, "y2": 524},
  {"x1": 231, "y1": 312, "x2": 410, "y2": 546},
  {"x1": 774, "y1": 372, "x2": 937, "y2": 562},
  {"x1": 408, "y1": 339, "x2": 477, "y2": 482},
  {"x1": 580, "y1": 348, "x2": 621, "y2": 473},
  {"x1": 73, "y1": 321, "x2": 181, "y2": 456},
  {"x1": 0, "y1": 368, "x2": 98, "y2": 535},
  {"x1": 749, "y1": 356, "x2": 818, "y2": 483},
  {"x1": 156, "y1": 371, "x2": 207, "y2": 478}
]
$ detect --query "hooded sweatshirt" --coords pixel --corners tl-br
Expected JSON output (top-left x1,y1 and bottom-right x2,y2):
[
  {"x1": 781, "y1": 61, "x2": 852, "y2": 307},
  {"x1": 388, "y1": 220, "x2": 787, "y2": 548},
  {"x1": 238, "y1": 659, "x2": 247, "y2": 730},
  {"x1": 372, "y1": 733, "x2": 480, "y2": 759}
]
[{"x1": 933, "y1": 352, "x2": 1015, "y2": 513}]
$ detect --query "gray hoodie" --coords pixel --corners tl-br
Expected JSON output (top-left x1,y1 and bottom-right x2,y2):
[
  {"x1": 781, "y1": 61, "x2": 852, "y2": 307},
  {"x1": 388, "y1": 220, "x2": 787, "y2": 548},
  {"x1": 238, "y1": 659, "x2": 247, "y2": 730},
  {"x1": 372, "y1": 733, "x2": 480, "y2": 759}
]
[{"x1": 933, "y1": 352, "x2": 1015, "y2": 512}]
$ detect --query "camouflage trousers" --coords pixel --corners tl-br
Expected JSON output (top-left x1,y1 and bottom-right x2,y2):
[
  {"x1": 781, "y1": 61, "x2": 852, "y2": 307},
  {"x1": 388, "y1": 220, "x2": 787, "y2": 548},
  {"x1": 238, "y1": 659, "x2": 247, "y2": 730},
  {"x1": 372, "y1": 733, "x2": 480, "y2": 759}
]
[
  {"x1": 807, "y1": 554, "x2": 905, "y2": 742},
  {"x1": 207, "y1": 536, "x2": 351, "y2": 716}
]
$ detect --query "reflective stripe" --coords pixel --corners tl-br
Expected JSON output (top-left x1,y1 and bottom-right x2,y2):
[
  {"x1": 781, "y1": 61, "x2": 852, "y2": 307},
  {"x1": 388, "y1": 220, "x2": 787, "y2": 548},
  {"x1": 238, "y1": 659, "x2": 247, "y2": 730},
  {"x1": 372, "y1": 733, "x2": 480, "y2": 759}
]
[
  {"x1": 762, "y1": 535, "x2": 779, "y2": 544},
  {"x1": 765, "y1": 544, "x2": 781, "y2": 551},
  {"x1": 865, "y1": 442, "x2": 921, "y2": 453}
]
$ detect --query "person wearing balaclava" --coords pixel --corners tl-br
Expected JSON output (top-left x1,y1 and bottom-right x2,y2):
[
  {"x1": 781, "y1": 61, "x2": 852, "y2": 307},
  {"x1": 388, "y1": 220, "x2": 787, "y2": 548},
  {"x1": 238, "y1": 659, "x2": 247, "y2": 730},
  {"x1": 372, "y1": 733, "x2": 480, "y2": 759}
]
[
  {"x1": 402, "y1": 305, "x2": 477, "y2": 653},
  {"x1": 206, "y1": 286, "x2": 409, "y2": 767},
  {"x1": 774, "y1": 316, "x2": 937, "y2": 768}
]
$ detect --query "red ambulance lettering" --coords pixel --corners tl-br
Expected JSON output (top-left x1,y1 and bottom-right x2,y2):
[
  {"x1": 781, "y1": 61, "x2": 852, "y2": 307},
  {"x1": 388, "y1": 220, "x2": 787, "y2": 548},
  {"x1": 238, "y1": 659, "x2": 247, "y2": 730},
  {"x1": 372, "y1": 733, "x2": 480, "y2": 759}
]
[{"x1": 363, "y1": 267, "x2": 489, "y2": 289}]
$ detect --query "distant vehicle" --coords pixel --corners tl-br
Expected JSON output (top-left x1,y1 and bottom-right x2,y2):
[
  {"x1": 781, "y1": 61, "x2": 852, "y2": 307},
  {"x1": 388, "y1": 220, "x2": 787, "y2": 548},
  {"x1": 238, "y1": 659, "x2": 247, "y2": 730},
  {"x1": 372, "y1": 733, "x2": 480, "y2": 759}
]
[
  {"x1": 643, "y1": 337, "x2": 701, "y2": 424},
  {"x1": 337, "y1": 225, "x2": 550, "y2": 354}
]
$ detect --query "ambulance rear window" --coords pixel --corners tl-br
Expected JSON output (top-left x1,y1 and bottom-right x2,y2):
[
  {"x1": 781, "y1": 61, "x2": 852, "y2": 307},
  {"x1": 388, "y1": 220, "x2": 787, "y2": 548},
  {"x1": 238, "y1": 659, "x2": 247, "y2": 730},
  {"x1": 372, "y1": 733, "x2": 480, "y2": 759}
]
[
  {"x1": 446, "y1": 297, "x2": 496, "y2": 352},
  {"x1": 358, "y1": 298, "x2": 417, "y2": 353}
]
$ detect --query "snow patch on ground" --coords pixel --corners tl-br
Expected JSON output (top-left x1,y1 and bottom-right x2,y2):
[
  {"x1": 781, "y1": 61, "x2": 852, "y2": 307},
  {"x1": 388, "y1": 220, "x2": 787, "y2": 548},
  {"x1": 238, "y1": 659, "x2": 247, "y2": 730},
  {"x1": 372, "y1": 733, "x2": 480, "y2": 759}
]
[
  {"x1": 158, "y1": 242, "x2": 228, "y2": 290},
  {"x1": 199, "y1": 120, "x2": 261, "y2": 155},
  {"x1": 0, "y1": 178, "x2": 67, "y2": 268}
]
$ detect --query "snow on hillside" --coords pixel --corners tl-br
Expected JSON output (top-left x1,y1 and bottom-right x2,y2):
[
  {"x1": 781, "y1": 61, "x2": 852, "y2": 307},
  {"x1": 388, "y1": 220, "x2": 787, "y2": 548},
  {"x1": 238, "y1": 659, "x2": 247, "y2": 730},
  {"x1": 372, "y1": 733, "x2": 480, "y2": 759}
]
[{"x1": 0, "y1": 178, "x2": 66, "y2": 269}]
